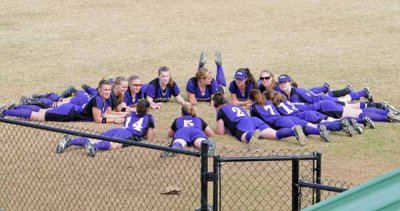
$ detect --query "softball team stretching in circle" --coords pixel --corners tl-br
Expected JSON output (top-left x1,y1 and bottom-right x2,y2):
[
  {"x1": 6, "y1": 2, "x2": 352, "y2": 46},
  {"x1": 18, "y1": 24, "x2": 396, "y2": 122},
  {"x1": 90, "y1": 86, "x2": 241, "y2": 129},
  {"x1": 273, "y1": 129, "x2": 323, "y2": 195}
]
[{"x1": 1, "y1": 52, "x2": 400, "y2": 155}]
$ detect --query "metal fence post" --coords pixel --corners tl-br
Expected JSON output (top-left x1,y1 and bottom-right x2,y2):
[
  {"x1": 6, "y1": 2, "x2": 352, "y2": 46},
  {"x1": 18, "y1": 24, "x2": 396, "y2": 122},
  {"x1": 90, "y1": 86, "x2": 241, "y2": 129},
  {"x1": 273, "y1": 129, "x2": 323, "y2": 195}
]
[
  {"x1": 315, "y1": 152, "x2": 322, "y2": 203},
  {"x1": 292, "y1": 157, "x2": 300, "y2": 211},
  {"x1": 200, "y1": 142, "x2": 209, "y2": 211},
  {"x1": 213, "y1": 155, "x2": 220, "y2": 211}
]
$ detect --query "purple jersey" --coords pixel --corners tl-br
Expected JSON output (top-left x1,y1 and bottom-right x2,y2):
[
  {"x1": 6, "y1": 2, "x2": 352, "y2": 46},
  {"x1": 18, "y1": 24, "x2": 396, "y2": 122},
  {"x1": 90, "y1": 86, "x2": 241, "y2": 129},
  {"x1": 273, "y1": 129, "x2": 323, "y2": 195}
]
[
  {"x1": 44, "y1": 94, "x2": 109, "y2": 122},
  {"x1": 171, "y1": 115, "x2": 208, "y2": 131},
  {"x1": 124, "y1": 84, "x2": 148, "y2": 107},
  {"x1": 217, "y1": 104, "x2": 270, "y2": 140},
  {"x1": 124, "y1": 112, "x2": 155, "y2": 137},
  {"x1": 171, "y1": 116, "x2": 208, "y2": 144},
  {"x1": 249, "y1": 100, "x2": 281, "y2": 124},
  {"x1": 228, "y1": 81, "x2": 255, "y2": 101},
  {"x1": 80, "y1": 94, "x2": 111, "y2": 118},
  {"x1": 186, "y1": 77, "x2": 219, "y2": 102},
  {"x1": 276, "y1": 100, "x2": 327, "y2": 123},
  {"x1": 146, "y1": 78, "x2": 180, "y2": 102}
]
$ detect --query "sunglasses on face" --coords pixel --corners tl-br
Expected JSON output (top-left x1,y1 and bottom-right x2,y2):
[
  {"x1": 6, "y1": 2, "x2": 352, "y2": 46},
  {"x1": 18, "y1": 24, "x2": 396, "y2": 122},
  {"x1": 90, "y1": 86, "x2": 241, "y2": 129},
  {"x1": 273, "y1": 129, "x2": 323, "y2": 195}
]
[
  {"x1": 131, "y1": 84, "x2": 142, "y2": 87},
  {"x1": 259, "y1": 76, "x2": 271, "y2": 81}
]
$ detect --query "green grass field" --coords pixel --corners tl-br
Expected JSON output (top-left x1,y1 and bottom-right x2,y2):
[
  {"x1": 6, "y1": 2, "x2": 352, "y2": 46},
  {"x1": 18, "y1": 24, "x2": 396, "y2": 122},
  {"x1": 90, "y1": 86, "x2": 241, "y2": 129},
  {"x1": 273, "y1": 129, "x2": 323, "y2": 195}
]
[{"x1": 1, "y1": 0, "x2": 399, "y2": 186}]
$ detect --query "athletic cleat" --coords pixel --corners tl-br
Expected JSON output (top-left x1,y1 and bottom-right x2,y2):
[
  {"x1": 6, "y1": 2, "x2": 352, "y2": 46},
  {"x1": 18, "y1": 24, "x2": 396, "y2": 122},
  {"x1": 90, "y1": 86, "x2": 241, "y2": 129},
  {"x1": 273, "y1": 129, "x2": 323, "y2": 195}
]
[
  {"x1": 160, "y1": 150, "x2": 175, "y2": 158},
  {"x1": 363, "y1": 87, "x2": 374, "y2": 102},
  {"x1": 81, "y1": 84, "x2": 91, "y2": 92},
  {"x1": 340, "y1": 119, "x2": 355, "y2": 137},
  {"x1": 318, "y1": 124, "x2": 332, "y2": 142},
  {"x1": 214, "y1": 52, "x2": 222, "y2": 66},
  {"x1": 56, "y1": 135, "x2": 72, "y2": 154},
  {"x1": 198, "y1": 52, "x2": 207, "y2": 68},
  {"x1": 0, "y1": 104, "x2": 6, "y2": 117},
  {"x1": 19, "y1": 96, "x2": 29, "y2": 105},
  {"x1": 60, "y1": 86, "x2": 78, "y2": 98},
  {"x1": 293, "y1": 125, "x2": 306, "y2": 146},
  {"x1": 383, "y1": 102, "x2": 400, "y2": 115},
  {"x1": 387, "y1": 111, "x2": 400, "y2": 123},
  {"x1": 346, "y1": 84, "x2": 357, "y2": 93},
  {"x1": 85, "y1": 142, "x2": 96, "y2": 157},
  {"x1": 32, "y1": 93, "x2": 50, "y2": 98},
  {"x1": 323, "y1": 82, "x2": 332, "y2": 92},
  {"x1": 349, "y1": 118, "x2": 363, "y2": 134},
  {"x1": 207, "y1": 139, "x2": 216, "y2": 157},
  {"x1": 249, "y1": 129, "x2": 261, "y2": 143},
  {"x1": 362, "y1": 116, "x2": 375, "y2": 129},
  {"x1": 7, "y1": 101, "x2": 17, "y2": 110}
]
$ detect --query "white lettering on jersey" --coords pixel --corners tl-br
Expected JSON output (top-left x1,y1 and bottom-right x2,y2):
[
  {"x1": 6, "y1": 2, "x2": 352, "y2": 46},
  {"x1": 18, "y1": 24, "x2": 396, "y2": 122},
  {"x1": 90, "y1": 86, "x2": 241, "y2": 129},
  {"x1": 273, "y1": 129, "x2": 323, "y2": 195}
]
[{"x1": 232, "y1": 107, "x2": 246, "y2": 117}]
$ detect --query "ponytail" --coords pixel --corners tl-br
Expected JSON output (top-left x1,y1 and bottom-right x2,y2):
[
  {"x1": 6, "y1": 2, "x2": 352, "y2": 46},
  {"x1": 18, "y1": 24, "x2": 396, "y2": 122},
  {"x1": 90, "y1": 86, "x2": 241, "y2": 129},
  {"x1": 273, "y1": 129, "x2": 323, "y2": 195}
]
[
  {"x1": 263, "y1": 89, "x2": 286, "y2": 106},
  {"x1": 181, "y1": 104, "x2": 196, "y2": 117},
  {"x1": 136, "y1": 99, "x2": 150, "y2": 116},
  {"x1": 249, "y1": 89, "x2": 265, "y2": 106},
  {"x1": 212, "y1": 92, "x2": 227, "y2": 108},
  {"x1": 242, "y1": 68, "x2": 257, "y2": 88}
]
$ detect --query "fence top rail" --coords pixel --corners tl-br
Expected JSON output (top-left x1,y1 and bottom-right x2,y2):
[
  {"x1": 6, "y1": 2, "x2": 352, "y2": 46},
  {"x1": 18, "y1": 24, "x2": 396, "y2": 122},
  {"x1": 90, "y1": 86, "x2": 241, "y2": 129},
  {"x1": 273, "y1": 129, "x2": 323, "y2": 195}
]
[
  {"x1": 299, "y1": 181, "x2": 348, "y2": 193},
  {"x1": 0, "y1": 117, "x2": 200, "y2": 157},
  {"x1": 218, "y1": 155, "x2": 317, "y2": 163}
]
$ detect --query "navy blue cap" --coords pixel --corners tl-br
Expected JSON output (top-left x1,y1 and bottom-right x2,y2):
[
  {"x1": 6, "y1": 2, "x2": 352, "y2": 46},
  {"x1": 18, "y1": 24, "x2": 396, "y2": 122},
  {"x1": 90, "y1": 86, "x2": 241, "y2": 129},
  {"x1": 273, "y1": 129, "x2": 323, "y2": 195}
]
[
  {"x1": 234, "y1": 69, "x2": 248, "y2": 80},
  {"x1": 278, "y1": 74, "x2": 291, "y2": 83}
]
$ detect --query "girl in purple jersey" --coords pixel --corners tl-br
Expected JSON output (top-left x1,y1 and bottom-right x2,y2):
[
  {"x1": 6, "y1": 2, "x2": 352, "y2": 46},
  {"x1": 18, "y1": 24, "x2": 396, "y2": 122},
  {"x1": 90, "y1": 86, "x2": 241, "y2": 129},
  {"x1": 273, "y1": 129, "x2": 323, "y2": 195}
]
[
  {"x1": 55, "y1": 99, "x2": 155, "y2": 157},
  {"x1": 106, "y1": 76, "x2": 129, "y2": 112},
  {"x1": 258, "y1": 70, "x2": 354, "y2": 99},
  {"x1": 2, "y1": 80, "x2": 126, "y2": 124},
  {"x1": 160, "y1": 104, "x2": 215, "y2": 158},
  {"x1": 122, "y1": 75, "x2": 147, "y2": 112},
  {"x1": 229, "y1": 68, "x2": 258, "y2": 107},
  {"x1": 249, "y1": 89, "x2": 332, "y2": 142},
  {"x1": 212, "y1": 93, "x2": 307, "y2": 146},
  {"x1": 198, "y1": 52, "x2": 226, "y2": 89},
  {"x1": 277, "y1": 75, "x2": 400, "y2": 124},
  {"x1": 186, "y1": 68, "x2": 219, "y2": 105},
  {"x1": 146, "y1": 66, "x2": 188, "y2": 109},
  {"x1": 277, "y1": 74, "x2": 395, "y2": 110}
]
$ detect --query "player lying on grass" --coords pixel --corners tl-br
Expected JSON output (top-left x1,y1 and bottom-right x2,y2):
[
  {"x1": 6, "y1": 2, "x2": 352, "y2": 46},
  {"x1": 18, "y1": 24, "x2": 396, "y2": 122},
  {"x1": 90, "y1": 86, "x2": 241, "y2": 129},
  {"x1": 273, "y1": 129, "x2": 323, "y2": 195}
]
[
  {"x1": 249, "y1": 89, "x2": 332, "y2": 142},
  {"x1": 160, "y1": 104, "x2": 215, "y2": 158},
  {"x1": 56, "y1": 99, "x2": 154, "y2": 157},
  {"x1": 1, "y1": 79, "x2": 126, "y2": 124},
  {"x1": 212, "y1": 92, "x2": 308, "y2": 146},
  {"x1": 277, "y1": 74, "x2": 400, "y2": 124},
  {"x1": 146, "y1": 66, "x2": 189, "y2": 109},
  {"x1": 17, "y1": 76, "x2": 129, "y2": 113},
  {"x1": 228, "y1": 68, "x2": 258, "y2": 107}
]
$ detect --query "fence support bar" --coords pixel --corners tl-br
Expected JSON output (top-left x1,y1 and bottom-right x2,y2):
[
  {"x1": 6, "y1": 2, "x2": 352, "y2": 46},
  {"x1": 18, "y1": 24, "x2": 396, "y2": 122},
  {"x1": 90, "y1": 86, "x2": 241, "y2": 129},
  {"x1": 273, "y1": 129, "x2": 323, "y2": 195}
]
[
  {"x1": 292, "y1": 157, "x2": 300, "y2": 211},
  {"x1": 315, "y1": 152, "x2": 322, "y2": 202},
  {"x1": 298, "y1": 181, "x2": 348, "y2": 193},
  {"x1": 200, "y1": 142, "x2": 209, "y2": 211},
  {"x1": 213, "y1": 156, "x2": 220, "y2": 211}
]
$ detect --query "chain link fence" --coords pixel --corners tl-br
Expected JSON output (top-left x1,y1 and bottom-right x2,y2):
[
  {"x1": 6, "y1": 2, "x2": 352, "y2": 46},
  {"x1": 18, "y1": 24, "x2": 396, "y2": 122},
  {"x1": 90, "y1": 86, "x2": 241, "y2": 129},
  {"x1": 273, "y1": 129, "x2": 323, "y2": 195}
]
[
  {"x1": 0, "y1": 117, "x2": 356, "y2": 211},
  {"x1": 0, "y1": 117, "x2": 202, "y2": 210},
  {"x1": 215, "y1": 148, "x2": 318, "y2": 211}
]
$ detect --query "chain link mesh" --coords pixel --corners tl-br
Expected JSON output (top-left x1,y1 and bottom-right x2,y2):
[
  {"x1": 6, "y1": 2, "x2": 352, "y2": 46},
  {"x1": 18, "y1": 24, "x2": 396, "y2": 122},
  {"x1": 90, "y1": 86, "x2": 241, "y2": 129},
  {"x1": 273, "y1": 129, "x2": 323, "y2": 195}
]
[
  {"x1": 217, "y1": 148, "x2": 316, "y2": 211},
  {"x1": 0, "y1": 118, "x2": 356, "y2": 210},
  {"x1": 0, "y1": 119, "x2": 201, "y2": 210}
]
